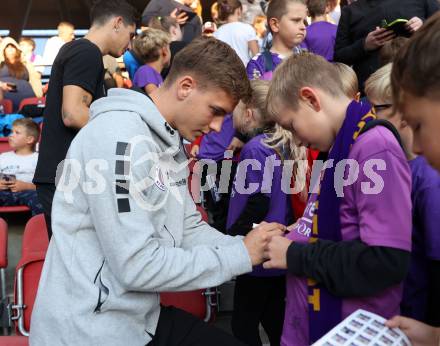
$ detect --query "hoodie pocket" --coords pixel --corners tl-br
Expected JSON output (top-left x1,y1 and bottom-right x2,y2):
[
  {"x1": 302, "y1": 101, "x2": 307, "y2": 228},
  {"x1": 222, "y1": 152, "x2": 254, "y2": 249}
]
[{"x1": 93, "y1": 259, "x2": 110, "y2": 313}]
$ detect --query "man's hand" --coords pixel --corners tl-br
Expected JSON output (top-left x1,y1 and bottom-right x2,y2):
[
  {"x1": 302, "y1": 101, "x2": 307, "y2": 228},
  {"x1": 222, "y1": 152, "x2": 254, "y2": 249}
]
[
  {"x1": 263, "y1": 235, "x2": 292, "y2": 269},
  {"x1": 9, "y1": 180, "x2": 34, "y2": 193},
  {"x1": 364, "y1": 27, "x2": 395, "y2": 51},
  {"x1": 190, "y1": 144, "x2": 199, "y2": 157},
  {"x1": 243, "y1": 222, "x2": 286, "y2": 266},
  {"x1": 386, "y1": 316, "x2": 440, "y2": 346},
  {"x1": 170, "y1": 8, "x2": 188, "y2": 26},
  {"x1": 406, "y1": 17, "x2": 423, "y2": 33},
  {"x1": 227, "y1": 137, "x2": 244, "y2": 153}
]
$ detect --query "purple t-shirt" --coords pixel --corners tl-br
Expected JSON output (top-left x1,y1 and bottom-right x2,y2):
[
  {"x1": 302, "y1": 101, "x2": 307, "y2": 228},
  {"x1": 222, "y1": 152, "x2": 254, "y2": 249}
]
[
  {"x1": 133, "y1": 64, "x2": 163, "y2": 89},
  {"x1": 246, "y1": 51, "x2": 284, "y2": 80},
  {"x1": 282, "y1": 126, "x2": 412, "y2": 346},
  {"x1": 197, "y1": 115, "x2": 236, "y2": 162},
  {"x1": 227, "y1": 134, "x2": 292, "y2": 276},
  {"x1": 301, "y1": 21, "x2": 337, "y2": 61},
  {"x1": 401, "y1": 155, "x2": 440, "y2": 320}
]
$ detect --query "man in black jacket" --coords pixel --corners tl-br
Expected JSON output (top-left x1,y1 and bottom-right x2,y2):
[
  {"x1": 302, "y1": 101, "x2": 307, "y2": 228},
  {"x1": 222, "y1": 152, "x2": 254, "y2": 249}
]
[{"x1": 334, "y1": 0, "x2": 439, "y2": 92}]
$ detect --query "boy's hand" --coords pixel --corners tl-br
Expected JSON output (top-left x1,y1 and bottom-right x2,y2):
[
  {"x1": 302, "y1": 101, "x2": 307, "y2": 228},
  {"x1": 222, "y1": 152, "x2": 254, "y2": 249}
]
[
  {"x1": 263, "y1": 235, "x2": 292, "y2": 269},
  {"x1": 243, "y1": 222, "x2": 286, "y2": 266},
  {"x1": 0, "y1": 180, "x2": 10, "y2": 190},
  {"x1": 386, "y1": 316, "x2": 440, "y2": 346},
  {"x1": 364, "y1": 27, "x2": 395, "y2": 51},
  {"x1": 9, "y1": 180, "x2": 32, "y2": 193},
  {"x1": 190, "y1": 144, "x2": 199, "y2": 157}
]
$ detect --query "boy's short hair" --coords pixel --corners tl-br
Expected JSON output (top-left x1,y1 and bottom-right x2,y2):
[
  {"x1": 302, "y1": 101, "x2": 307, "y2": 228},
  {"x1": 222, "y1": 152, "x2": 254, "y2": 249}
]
[
  {"x1": 307, "y1": 0, "x2": 328, "y2": 18},
  {"x1": 392, "y1": 12, "x2": 440, "y2": 110},
  {"x1": 365, "y1": 63, "x2": 393, "y2": 104},
  {"x1": 90, "y1": 0, "x2": 139, "y2": 27},
  {"x1": 267, "y1": 0, "x2": 307, "y2": 33},
  {"x1": 19, "y1": 37, "x2": 36, "y2": 50},
  {"x1": 13, "y1": 118, "x2": 40, "y2": 149},
  {"x1": 333, "y1": 62, "x2": 359, "y2": 100},
  {"x1": 267, "y1": 52, "x2": 344, "y2": 117},
  {"x1": 132, "y1": 29, "x2": 171, "y2": 63},
  {"x1": 57, "y1": 21, "x2": 74, "y2": 30},
  {"x1": 379, "y1": 37, "x2": 409, "y2": 66},
  {"x1": 164, "y1": 37, "x2": 252, "y2": 104}
]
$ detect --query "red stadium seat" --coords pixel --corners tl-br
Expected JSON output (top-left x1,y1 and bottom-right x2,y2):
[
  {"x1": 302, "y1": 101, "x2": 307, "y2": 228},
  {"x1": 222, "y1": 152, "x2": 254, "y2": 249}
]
[
  {"x1": 18, "y1": 97, "x2": 46, "y2": 112},
  {"x1": 9, "y1": 215, "x2": 49, "y2": 336},
  {"x1": 0, "y1": 336, "x2": 28, "y2": 345},
  {"x1": 0, "y1": 99, "x2": 13, "y2": 114},
  {"x1": 0, "y1": 137, "x2": 11, "y2": 154}
]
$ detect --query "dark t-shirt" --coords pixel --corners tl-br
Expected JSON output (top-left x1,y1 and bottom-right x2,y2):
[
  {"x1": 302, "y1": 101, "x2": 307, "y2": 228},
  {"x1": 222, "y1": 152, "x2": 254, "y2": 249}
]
[{"x1": 34, "y1": 39, "x2": 105, "y2": 184}]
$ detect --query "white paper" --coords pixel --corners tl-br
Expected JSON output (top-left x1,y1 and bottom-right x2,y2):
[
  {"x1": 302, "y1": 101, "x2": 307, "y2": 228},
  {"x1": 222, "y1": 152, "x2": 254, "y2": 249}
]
[{"x1": 312, "y1": 309, "x2": 412, "y2": 346}]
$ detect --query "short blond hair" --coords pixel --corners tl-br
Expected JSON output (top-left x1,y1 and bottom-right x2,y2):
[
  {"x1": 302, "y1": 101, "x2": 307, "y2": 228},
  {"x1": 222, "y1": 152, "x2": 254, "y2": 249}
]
[
  {"x1": 267, "y1": 52, "x2": 344, "y2": 117},
  {"x1": 132, "y1": 28, "x2": 171, "y2": 64},
  {"x1": 365, "y1": 63, "x2": 393, "y2": 104},
  {"x1": 333, "y1": 62, "x2": 359, "y2": 99}
]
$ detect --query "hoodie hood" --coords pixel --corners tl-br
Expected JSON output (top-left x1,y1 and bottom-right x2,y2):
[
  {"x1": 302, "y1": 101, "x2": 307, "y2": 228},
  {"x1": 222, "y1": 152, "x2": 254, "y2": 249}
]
[
  {"x1": 0, "y1": 37, "x2": 21, "y2": 63},
  {"x1": 89, "y1": 88, "x2": 181, "y2": 154}
]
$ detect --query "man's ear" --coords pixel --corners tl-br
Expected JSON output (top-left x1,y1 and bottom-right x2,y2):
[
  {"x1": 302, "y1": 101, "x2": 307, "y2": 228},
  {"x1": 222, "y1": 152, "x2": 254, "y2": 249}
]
[
  {"x1": 268, "y1": 17, "x2": 279, "y2": 33},
  {"x1": 176, "y1": 75, "x2": 196, "y2": 101},
  {"x1": 112, "y1": 16, "x2": 124, "y2": 31},
  {"x1": 298, "y1": 87, "x2": 321, "y2": 112}
]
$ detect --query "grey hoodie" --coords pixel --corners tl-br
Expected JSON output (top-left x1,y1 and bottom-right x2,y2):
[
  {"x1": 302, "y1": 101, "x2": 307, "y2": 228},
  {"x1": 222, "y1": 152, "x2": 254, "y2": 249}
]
[{"x1": 30, "y1": 88, "x2": 252, "y2": 345}]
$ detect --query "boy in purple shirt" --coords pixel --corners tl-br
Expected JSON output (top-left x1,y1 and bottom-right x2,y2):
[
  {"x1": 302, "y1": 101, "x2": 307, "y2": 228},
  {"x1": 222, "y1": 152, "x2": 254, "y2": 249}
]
[
  {"x1": 227, "y1": 79, "x2": 308, "y2": 346},
  {"x1": 365, "y1": 63, "x2": 440, "y2": 325},
  {"x1": 386, "y1": 12, "x2": 440, "y2": 344},
  {"x1": 301, "y1": 0, "x2": 338, "y2": 61},
  {"x1": 246, "y1": 0, "x2": 307, "y2": 80},
  {"x1": 132, "y1": 28, "x2": 171, "y2": 95},
  {"x1": 263, "y1": 52, "x2": 412, "y2": 345}
]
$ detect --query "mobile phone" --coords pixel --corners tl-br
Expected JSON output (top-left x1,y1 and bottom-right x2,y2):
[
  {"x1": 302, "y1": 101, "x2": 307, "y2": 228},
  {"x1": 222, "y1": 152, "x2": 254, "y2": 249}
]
[
  {"x1": 6, "y1": 82, "x2": 17, "y2": 92},
  {"x1": 2, "y1": 174, "x2": 16, "y2": 183}
]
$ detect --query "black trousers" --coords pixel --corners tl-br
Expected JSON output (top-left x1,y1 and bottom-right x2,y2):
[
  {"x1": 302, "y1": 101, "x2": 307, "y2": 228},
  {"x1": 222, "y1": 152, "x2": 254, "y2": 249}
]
[
  {"x1": 232, "y1": 274, "x2": 286, "y2": 346},
  {"x1": 35, "y1": 183, "x2": 56, "y2": 239},
  {"x1": 148, "y1": 305, "x2": 245, "y2": 346}
]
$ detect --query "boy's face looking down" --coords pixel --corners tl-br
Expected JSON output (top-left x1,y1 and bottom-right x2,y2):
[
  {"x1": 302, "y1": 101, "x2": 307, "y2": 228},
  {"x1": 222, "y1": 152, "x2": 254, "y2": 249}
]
[
  {"x1": 273, "y1": 88, "x2": 337, "y2": 152},
  {"x1": 400, "y1": 92, "x2": 440, "y2": 170},
  {"x1": 270, "y1": 2, "x2": 307, "y2": 49},
  {"x1": 171, "y1": 76, "x2": 236, "y2": 142}
]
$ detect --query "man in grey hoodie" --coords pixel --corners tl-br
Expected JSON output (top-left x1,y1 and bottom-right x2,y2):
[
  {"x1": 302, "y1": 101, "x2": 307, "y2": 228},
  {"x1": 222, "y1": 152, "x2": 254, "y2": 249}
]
[{"x1": 30, "y1": 37, "x2": 285, "y2": 345}]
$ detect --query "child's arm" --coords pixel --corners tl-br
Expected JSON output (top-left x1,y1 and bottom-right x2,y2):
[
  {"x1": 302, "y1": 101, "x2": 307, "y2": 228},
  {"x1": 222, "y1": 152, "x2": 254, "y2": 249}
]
[
  {"x1": 248, "y1": 40, "x2": 260, "y2": 57},
  {"x1": 284, "y1": 239, "x2": 410, "y2": 297},
  {"x1": 144, "y1": 83, "x2": 158, "y2": 95}
]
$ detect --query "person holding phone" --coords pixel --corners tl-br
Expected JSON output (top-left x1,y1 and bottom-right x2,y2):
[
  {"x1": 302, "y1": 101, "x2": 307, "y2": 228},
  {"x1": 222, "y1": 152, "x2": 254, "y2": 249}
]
[
  {"x1": 334, "y1": 0, "x2": 439, "y2": 93},
  {"x1": 0, "y1": 118, "x2": 43, "y2": 216},
  {"x1": 141, "y1": 0, "x2": 202, "y2": 43}
]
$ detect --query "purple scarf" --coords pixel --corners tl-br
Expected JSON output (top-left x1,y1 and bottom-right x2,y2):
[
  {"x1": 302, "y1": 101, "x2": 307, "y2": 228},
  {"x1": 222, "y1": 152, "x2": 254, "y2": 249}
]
[{"x1": 308, "y1": 101, "x2": 376, "y2": 342}]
